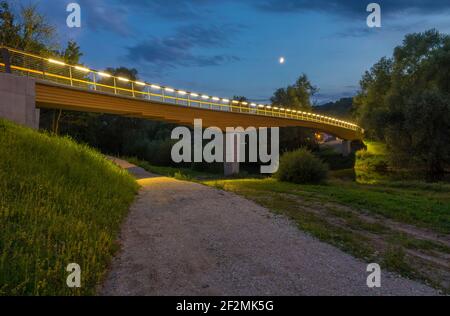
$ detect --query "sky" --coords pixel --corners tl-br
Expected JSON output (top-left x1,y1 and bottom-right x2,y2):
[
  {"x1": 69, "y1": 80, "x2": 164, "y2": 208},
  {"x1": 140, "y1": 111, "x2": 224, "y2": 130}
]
[{"x1": 14, "y1": 0, "x2": 450, "y2": 104}]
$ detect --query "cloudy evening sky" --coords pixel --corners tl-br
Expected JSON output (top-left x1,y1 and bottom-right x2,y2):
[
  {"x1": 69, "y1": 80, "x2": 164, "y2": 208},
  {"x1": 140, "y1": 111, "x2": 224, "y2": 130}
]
[{"x1": 14, "y1": 0, "x2": 450, "y2": 103}]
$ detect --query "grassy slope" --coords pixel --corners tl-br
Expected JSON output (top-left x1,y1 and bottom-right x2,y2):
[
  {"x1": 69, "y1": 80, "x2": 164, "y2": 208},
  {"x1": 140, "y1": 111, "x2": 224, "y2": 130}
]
[{"x1": 0, "y1": 119, "x2": 138, "y2": 295}]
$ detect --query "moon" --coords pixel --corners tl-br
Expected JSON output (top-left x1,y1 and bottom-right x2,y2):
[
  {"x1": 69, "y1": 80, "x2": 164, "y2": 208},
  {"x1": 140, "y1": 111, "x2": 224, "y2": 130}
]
[{"x1": 279, "y1": 57, "x2": 285, "y2": 64}]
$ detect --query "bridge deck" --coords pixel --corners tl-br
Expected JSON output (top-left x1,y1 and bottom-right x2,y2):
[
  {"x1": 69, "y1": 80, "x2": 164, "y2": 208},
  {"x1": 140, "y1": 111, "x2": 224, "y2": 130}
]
[{"x1": 36, "y1": 82, "x2": 361, "y2": 140}]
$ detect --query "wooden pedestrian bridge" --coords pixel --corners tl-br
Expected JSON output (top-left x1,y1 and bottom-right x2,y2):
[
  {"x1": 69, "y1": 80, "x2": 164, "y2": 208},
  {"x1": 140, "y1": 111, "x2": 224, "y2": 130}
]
[{"x1": 0, "y1": 47, "x2": 363, "y2": 141}]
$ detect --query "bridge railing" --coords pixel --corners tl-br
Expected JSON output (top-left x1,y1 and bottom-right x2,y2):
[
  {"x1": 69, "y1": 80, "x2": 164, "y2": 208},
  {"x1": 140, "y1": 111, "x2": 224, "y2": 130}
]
[{"x1": 0, "y1": 47, "x2": 363, "y2": 134}]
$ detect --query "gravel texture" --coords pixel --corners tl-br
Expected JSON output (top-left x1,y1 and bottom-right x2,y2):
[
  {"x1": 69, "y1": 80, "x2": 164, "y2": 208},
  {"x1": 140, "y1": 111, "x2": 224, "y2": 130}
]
[{"x1": 101, "y1": 158, "x2": 439, "y2": 296}]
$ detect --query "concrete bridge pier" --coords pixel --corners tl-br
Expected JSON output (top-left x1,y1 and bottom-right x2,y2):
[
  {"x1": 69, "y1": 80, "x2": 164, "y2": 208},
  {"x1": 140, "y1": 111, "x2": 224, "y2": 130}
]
[
  {"x1": 342, "y1": 140, "x2": 352, "y2": 157},
  {"x1": 0, "y1": 73, "x2": 39, "y2": 129},
  {"x1": 224, "y1": 131, "x2": 240, "y2": 176}
]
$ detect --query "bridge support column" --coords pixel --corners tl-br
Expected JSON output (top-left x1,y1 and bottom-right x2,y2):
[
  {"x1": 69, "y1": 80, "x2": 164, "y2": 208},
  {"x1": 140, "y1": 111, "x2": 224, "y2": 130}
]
[
  {"x1": 224, "y1": 132, "x2": 240, "y2": 176},
  {"x1": 0, "y1": 73, "x2": 39, "y2": 129},
  {"x1": 342, "y1": 140, "x2": 352, "y2": 157}
]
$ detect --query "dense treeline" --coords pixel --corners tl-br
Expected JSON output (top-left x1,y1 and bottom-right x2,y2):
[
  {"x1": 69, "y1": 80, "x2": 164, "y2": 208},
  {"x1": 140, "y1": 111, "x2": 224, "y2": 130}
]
[{"x1": 354, "y1": 29, "x2": 450, "y2": 180}]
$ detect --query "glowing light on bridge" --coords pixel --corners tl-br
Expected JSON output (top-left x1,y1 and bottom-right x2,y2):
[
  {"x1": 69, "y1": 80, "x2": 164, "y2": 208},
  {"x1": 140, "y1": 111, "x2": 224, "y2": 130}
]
[
  {"x1": 190, "y1": 93, "x2": 199, "y2": 98},
  {"x1": 165, "y1": 87, "x2": 175, "y2": 93},
  {"x1": 48, "y1": 59, "x2": 65, "y2": 66},
  {"x1": 202, "y1": 95, "x2": 210, "y2": 99},
  {"x1": 74, "y1": 66, "x2": 90, "y2": 72},
  {"x1": 151, "y1": 84, "x2": 161, "y2": 90},
  {"x1": 135, "y1": 81, "x2": 146, "y2": 86},
  {"x1": 97, "y1": 72, "x2": 111, "y2": 78},
  {"x1": 178, "y1": 90, "x2": 187, "y2": 95},
  {"x1": 118, "y1": 77, "x2": 129, "y2": 82}
]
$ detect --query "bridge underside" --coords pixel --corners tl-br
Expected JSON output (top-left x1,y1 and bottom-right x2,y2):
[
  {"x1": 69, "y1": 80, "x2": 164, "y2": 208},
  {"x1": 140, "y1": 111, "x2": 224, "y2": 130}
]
[{"x1": 35, "y1": 82, "x2": 362, "y2": 141}]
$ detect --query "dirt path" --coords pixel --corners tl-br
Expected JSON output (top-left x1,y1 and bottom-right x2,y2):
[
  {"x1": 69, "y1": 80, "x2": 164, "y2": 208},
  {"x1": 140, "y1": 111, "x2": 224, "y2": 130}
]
[{"x1": 101, "y1": 158, "x2": 439, "y2": 296}]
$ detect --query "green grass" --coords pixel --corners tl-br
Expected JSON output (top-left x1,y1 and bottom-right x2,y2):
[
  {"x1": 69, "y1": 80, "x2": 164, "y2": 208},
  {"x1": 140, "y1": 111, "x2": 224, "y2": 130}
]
[
  {"x1": 125, "y1": 157, "x2": 231, "y2": 181},
  {"x1": 204, "y1": 178, "x2": 450, "y2": 234},
  {"x1": 0, "y1": 119, "x2": 138, "y2": 295}
]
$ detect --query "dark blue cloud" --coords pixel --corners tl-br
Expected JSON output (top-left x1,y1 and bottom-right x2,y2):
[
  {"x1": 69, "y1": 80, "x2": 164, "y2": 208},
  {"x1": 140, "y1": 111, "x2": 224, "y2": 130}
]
[
  {"x1": 119, "y1": 0, "x2": 214, "y2": 19},
  {"x1": 77, "y1": 0, "x2": 131, "y2": 36},
  {"x1": 125, "y1": 24, "x2": 241, "y2": 71},
  {"x1": 65, "y1": 0, "x2": 450, "y2": 40},
  {"x1": 256, "y1": 0, "x2": 450, "y2": 16}
]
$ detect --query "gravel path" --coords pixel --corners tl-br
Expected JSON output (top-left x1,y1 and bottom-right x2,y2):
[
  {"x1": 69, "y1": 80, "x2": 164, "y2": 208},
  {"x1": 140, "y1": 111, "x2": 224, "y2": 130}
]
[{"x1": 101, "y1": 158, "x2": 439, "y2": 296}]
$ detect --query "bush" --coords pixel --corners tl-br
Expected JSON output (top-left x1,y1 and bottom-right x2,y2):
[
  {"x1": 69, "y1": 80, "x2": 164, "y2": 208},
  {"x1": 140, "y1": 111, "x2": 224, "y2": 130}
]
[{"x1": 276, "y1": 148, "x2": 328, "y2": 184}]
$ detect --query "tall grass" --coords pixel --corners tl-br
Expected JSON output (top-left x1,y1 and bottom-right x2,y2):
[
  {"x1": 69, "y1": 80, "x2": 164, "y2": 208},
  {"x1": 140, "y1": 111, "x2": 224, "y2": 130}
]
[{"x1": 0, "y1": 119, "x2": 138, "y2": 295}]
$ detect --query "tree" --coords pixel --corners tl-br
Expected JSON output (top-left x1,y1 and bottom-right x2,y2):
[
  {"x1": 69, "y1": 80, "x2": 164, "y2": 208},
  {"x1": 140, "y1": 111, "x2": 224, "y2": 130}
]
[
  {"x1": 49, "y1": 41, "x2": 84, "y2": 134},
  {"x1": 0, "y1": 1, "x2": 20, "y2": 47},
  {"x1": 270, "y1": 74, "x2": 319, "y2": 152},
  {"x1": 353, "y1": 57, "x2": 393, "y2": 140},
  {"x1": 0, "y1": 1, "x2": 56, "y2": 54},
  {"x1": 385, "y1": 89, "x2": 450, "y2": 181},
  {"x1": 232, "y1": 96, "x2": 248, "y2": 102},
  {"x1": 354, "y1": 29, "x2": 450, "y2": 180},
  {"x1": 60, "y1": 40, "x2": 82, "y2": 64},
  {"x1": 271, "y1": 74, "x2": 318, "y2": 111}
]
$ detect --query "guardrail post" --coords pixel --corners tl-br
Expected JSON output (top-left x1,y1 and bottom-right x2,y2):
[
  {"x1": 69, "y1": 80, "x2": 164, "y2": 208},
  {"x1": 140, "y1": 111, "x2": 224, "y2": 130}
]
[
  {"x1": 1, "y1": 48, "x2": 11, "y2": 73},
  {"x1": 69, "y1": 66, "x2": 73, "y2": 86},
  {"x1": 113, "y1": 77, "x2": 117, "y2": 94},
  {"x1": 147, "y1": 86, "x2": 151, "y2": 101},
  {"x1": 93, "y1": 73, "x2": 97, "y2": 91}
]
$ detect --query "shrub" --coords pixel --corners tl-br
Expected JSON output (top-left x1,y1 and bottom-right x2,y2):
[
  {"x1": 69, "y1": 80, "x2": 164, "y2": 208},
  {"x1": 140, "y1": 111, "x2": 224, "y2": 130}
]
[{"x1": 276, "y1": 148, "x2": 328, "y2": 184}]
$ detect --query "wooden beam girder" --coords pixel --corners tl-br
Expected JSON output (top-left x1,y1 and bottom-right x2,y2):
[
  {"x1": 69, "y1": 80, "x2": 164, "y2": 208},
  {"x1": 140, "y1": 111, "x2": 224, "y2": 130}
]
[{"x1": 35, "y1": 82, "x2": 362, "y2": 140}]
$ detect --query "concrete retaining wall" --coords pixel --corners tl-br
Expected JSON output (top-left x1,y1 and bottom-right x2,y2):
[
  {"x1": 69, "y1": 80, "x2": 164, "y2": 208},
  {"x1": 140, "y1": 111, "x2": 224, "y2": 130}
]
[{"x1": 0, "y1": 73, "x2": 39, "y2": 129}]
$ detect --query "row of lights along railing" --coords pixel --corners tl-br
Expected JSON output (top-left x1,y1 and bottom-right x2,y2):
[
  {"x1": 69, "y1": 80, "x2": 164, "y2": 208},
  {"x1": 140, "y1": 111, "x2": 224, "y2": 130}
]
[{"x1": 2, "y1": 47, "x2": 362, "y2": 132}]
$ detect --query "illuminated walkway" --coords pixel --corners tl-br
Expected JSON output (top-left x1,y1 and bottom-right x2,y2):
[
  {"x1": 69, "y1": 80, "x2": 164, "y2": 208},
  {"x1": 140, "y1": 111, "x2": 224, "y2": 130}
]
[{"x1": 0, "y1": 47, "x2": 363, "y2": 140}]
